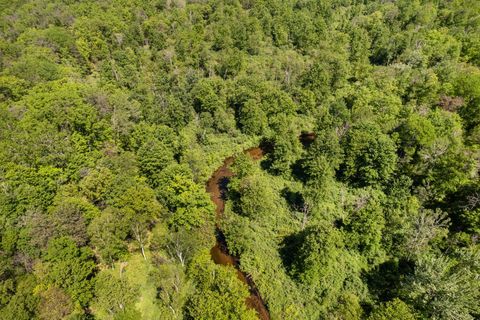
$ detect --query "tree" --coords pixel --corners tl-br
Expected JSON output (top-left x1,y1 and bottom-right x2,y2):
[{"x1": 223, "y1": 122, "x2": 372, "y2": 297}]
[
  {"x1": 454, "y1": 67, "x2": 480, "y2": 130},
  {"x1": 0, "y1": 275, "x2": 38, "y2": 320},
  {"x1": 216, "y1": 48, "x2": 245, "y2": 79},
  {"x1": 6, "y1": 46, "x2": 62, "y2": 84},
  {"x1": 39, "y1": 237, "x2": 95, "y2": 306},
  {"x1": 114, "y1": 183, "x2": 163, "y2": 260},
  {"x1": 163, "y1": 230, "x2": 198, "y2": 267},
  {"x1": 403, "y1": 253, "x2": 480, "y2": 319},
  {"x1": 137, "y1": 138, "x2": 175, "y2": 187},
  {"x1": 150, "y1": 263, "x2": 190, "y2": 318},
  {"x1": 398, "y1": 108, "x2": 474, "y2": 200},
  {"x1": 47, "y1": 195, "x2": 100, "y2": 246},
  {"x1": 404, "y1": 208, "x2": 449, "y2": 258},
  {"x1": 302, "y1": 129, "x2": 343, "y2": 185},
  {"x1": 93, "y1": 271, "x2": 139, "y2": 318},
  {"x1": 88, "y1": 207, "x2": 129, "y2": 264},
  {"x1": 301, "y1": 51, "x2": 350, "y2": 99},
  {"x1": 155, "y1": 164, "x2": 214, "y2": 230},
  {"x1": 191, "y1": 77, "x2": 226, "y2": 115},
  {"x1": 341, "y1": 124, "x2": 397, "y2": 187},
  {"x1": 79, "y1": 166, "x2": 114, "y2": 207},
  {"x1": 397, "y1": 112, "x2": 436, "y2": 165},
  {"x1": 368, "y1": 298, "x2": 416, "y2": 320},
  {"x1": 328, "y1": 292, "x2": 363, "y2": 320},
  {"x1": 37, "y1": 287, "x2": 74, "y2": 320},
  {"x1": 0, "y1": 75, "x2": 27, "y2": 101},
  {"x1": 343, "y1": 188, "x2": 386, "y2": 266},
  {"x1": 185, "y1": 251, "x2": 257, "y2": 320},
  {"x1": 268, "y1": 114, "x2": 302, "y2": 176},
  {"x1": 229, "y1": 170, "x2": 285, "y2": 221},
  {"x1": 285, "y1": 223, "x2": 350, "y2": 306},
  {"x1": 238, "y1": 98, "x2": 268, "y2": 136}
]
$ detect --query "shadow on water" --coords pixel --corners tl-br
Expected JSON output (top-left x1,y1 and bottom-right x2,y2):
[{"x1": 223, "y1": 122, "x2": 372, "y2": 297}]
[{"x1": 218, "y1": 176, "x2": 230, "y2": 201}]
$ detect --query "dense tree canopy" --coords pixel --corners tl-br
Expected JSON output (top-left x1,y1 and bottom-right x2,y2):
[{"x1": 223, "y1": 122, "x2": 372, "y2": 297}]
[{"x1": 1, "y1": 0, "x2": 479, "y2": 319}]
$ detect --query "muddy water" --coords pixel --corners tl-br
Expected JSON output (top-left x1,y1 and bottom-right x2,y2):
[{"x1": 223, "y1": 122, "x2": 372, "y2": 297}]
[
  {"x1": 206, "y1": 146, "x2": 270, "y2": 320},
  {"x1": 206, "y1": 135, "x2": 314, "y2": 320}
]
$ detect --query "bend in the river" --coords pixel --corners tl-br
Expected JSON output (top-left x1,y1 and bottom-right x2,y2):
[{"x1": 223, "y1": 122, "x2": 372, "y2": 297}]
[
  {"x1": 206, "y1": 133, "x2": 315, "y2": 320},
  {"x1": 207, "y1": 145, "x2": 270, "y2": 320}
]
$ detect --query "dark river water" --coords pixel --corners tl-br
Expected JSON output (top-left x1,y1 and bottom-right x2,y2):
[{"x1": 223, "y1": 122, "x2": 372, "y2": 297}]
[
  {"x1": 205, "y1": 133, "x2": 315, "y2": 320},
  {"x1": 206, "y1": 146, "x2": 270, "y2": 320}
]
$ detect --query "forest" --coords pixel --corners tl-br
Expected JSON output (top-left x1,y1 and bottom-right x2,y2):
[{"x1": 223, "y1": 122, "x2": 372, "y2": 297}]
[{"x1": 0, "y1": 0, "x2": 479, "y2": 319}]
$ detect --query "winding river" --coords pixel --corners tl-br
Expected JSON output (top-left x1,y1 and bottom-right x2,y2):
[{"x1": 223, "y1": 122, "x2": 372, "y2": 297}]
[
  {"x1": 206, "y1": 133, "x2": 315, "y2": 320},
  {"x1": 207, "y1": 146, "x2": 270, "y2": 320}
]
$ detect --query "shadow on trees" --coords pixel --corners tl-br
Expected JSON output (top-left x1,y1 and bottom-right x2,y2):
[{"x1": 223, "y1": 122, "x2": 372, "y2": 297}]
[
  {"x1": 365, "y1": 258, "x2": 414, "y2": 302},
  {"x1": 433, "y1": 182, "x2": 479, "y2": 233},
  {"x1": 280, "y1": 187, "x2": 305, "y2": 211},
  {"x1": 291, "y1": 158, "x2": 308, "y2": 183},
  {"x1": 279, "y1": 229, "x2": 310, "y2": 280}
]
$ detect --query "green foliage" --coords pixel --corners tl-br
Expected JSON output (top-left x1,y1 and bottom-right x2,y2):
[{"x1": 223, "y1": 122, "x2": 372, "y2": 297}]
[
  {"x1": 137, "y1": 138, "x2": 175, "y2": 186},
  {"x1": 267, "y1": 115, "x2": 303, "y2": 175},
  {"x1": 454, "y1": 67, "x2": 480, "y2": 130},
  {"x1": 289, "y1": 224, "x2": 344, "y2": 284},
  {"x1": 231, "y1": 173, "x2": 283, "y2": 220},
  {"x1": 398, "y1": 108, "x2": 474, "y2": 199},
  {"x1": 328, "y1": 292, "x2": 364, "y2": 320},
  {"x1": 403, "y1": 252, "x2": 480, "y2": 320},
  {"x1": 0, "y1": 275, "x2": 38, "y2": 320},
  {"x1": 342, "y1": 124, "x2": 397, "y2": 187},
  {"x1": 284, "y1": 222, "x2": 361, "y2": 315},
  {"x1": 6, "y1": 47, "x2": 63, "y2": 84},
  {"x1": 368, "y1": 298, "x2": 416, "y2": 320},
  {"x1": 149, "y1": 260, "x2": 190, "y2": 318},
  {"x1": 156, "y1": 164, "x2": 214, "y2": 230},
  {"x1": 87, "y1": 207, "x2": 129, "y2": 264},
  {"x1": 185, "y1": 251, "x2": 257, "y2": 320},
  {"x1": 37, "y1": 287, "x2": 75, "y2": 320},
  {"x1": 0, "y1": 75, "x2": 27, "y2": 100},
  {"x1": 343, "y1": 188, "x2": 386, "y2": 266},
  {"x1": 40, "y1": 237, "x2": 95, "y2": 306},
  {"x1": 302, "y1": 129, "x2": 343, "y2": 184},
  {"x1": 1, "y1": 0, "x2": 480, "y2": 319},
  {"x1": 93, "y1": 271, "x2": 139, "y2": 318},
  {"x1": 48, "y1": 194, "x2": 100, "y2": 245}
]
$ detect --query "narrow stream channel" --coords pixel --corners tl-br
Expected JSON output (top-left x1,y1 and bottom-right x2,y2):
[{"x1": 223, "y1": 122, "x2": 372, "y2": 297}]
[
  {"x1": 206, "y1": 134, "x2": 315, "y2": 320},
  {"x1": 206, "y1": 146, "x2": 270, "y2": 320}
]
